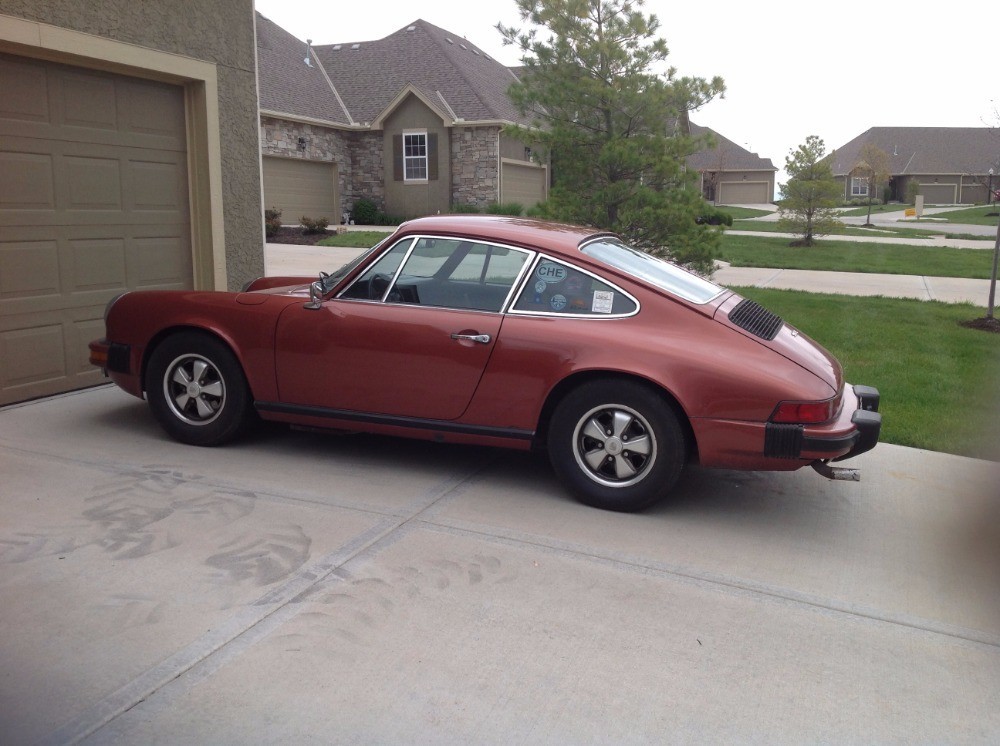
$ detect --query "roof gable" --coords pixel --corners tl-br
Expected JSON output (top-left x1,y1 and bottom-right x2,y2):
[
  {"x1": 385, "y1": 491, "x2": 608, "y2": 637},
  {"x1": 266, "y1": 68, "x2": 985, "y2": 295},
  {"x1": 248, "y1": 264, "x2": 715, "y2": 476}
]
[
  {"x1": 312, "y1": 19, "x2": 529, "y2": 127},
  {"x1": 830, "y1": 127, "x2": 1000, "y2": 176}
]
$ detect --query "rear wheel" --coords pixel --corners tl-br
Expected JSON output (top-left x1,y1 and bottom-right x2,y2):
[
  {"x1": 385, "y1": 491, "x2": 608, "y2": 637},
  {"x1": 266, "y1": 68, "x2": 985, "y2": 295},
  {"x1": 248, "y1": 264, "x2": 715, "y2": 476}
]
[
  {"x1": 548, "y1": 380, "x2": 687, "y2": 511},
  {"x1": 146, "y1": 332, "x2": 251, "y2": 446}
]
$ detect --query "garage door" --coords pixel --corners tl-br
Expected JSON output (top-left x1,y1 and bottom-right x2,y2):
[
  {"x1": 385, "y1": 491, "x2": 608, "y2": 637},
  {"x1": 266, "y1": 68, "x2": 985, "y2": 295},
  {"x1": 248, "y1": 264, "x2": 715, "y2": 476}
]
[
  {"x1": 262, "y1": 157, "x2": 339, "y2": 224},
  {"x1": 919, "y1": 183, "x2": 958, "y2": 204},
  {"x1": 500, "y1": 160, "x2": 547, "y2": 208},
  {"x1": 0, "y1": 54, "x2": 191, "y2": 406},
  {"x1": 718, "y1": 181, "x2": 769, "y2": 204}
]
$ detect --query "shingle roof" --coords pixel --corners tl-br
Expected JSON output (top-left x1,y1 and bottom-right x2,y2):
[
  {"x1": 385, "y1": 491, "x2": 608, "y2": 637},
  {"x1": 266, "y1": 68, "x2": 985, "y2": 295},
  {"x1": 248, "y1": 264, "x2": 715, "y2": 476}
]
[
  {"x1": 311, "y1": 19, "x2": 529, "y2": 127},
  {"x1": 255, "y1": 13, "x2": 351, "y2": 125},
  {"x1": 685, "y1": 123, "x2": 777, "y2": 172},
  {"x1": 830, "y1": 127, "x2": 1000, "y2": 176}
]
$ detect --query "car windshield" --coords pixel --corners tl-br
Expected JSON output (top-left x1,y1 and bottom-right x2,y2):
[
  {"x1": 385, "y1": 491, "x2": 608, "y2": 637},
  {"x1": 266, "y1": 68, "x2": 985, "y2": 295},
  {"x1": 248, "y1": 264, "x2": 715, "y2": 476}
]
[{"x1": 580, "y1": 238, "x2": 724, "y2": 304}]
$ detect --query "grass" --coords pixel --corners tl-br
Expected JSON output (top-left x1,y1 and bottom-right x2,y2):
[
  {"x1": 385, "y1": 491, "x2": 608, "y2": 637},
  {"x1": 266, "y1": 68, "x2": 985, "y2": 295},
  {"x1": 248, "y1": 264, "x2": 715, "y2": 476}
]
[
  {"x1": 837, "y1": 203, "x2": 911, "y2": 217},
  {"x1": 912, "y1": 205, "x2": 1000, "y2": 227},
  {"x1": 318, "y1": 231, "x2": 394, "y2": 248},
  {"x1": 731, "y1": 287, "x2": 1000, "y2": 460},
  {"x1": 716, "y1": 206, "x2": 772, "y2": 220},
  {"x1": 719, "y1": 233, "x2": 995, "y2": 279},
  {"x1": 730, "y1": 219, "x2": 984, "y2": 241}
]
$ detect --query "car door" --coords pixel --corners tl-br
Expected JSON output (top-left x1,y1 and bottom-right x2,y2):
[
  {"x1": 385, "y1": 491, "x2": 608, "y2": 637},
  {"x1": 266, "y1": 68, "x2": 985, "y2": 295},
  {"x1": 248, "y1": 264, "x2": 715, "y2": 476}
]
[{"x1": 274, "y1": 236, "x2": 532, "y2": 421}]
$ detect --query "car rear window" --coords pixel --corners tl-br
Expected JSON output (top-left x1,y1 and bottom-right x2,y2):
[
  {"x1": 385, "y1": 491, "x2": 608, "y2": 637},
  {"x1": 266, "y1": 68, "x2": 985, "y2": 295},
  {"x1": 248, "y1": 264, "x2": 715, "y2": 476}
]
[{"x1": 581, "y1": 238, "x2": 724, "y2": 304}]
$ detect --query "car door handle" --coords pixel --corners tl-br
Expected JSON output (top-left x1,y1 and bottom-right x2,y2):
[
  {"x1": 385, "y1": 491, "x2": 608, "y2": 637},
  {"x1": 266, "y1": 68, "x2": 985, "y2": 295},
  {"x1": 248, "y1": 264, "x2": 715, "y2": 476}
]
[{"x1": 450, "y1": 333, "x2": 491, "y2": 344}]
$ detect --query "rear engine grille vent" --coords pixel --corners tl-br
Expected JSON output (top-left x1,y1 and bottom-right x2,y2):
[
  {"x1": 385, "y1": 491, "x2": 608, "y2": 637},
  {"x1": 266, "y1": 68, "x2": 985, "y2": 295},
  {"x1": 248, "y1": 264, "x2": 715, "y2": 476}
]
[{"x1": 729, "y1": 299, "x2": 783, "y2": 341}]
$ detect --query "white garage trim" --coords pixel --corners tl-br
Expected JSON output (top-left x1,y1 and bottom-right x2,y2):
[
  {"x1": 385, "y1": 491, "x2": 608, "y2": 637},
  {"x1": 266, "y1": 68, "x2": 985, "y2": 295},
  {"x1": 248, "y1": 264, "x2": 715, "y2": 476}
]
[{"x1": 0, "y1": 13, "x2": 226, "y2": 291}]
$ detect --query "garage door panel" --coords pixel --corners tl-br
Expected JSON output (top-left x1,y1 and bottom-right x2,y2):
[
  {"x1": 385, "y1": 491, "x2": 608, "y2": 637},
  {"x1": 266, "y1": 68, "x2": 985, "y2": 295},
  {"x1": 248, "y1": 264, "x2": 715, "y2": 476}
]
[
  {"x1": 718, "y1": 181, "x2": 768, "y2": 204},
  {"x1": 0, "y1": 151, "x2": 56, "y2": 210},
  {"x1": 920, "y1": 184, "x2": 957, "y2": 204},
  {"x1": 0, "y1": 54, "x2": 190, "y2": 404},
  {"x1": 0, "y1": 56, "x2": 49, "y2": 124},
  {"x1": 0, "y1": 240, "x2": 60, "y2": 299}
]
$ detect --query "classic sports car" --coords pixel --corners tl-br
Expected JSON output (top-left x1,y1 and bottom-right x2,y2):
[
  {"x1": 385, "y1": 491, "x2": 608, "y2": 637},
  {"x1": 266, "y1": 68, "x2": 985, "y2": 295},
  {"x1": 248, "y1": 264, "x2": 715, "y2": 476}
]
[{"x1": 90, "y1": 215, "x2": 881, "y2": 512}]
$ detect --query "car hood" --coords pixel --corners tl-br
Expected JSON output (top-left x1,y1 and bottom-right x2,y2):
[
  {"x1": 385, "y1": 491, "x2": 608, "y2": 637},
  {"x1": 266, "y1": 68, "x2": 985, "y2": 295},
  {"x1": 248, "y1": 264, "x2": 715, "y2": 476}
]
[
  {"x1": 236, "y1": 284, "x2": 311, "y2": 305},
  {"x1": 715, "y1": 294, "x2": 842, "y2": 394}
]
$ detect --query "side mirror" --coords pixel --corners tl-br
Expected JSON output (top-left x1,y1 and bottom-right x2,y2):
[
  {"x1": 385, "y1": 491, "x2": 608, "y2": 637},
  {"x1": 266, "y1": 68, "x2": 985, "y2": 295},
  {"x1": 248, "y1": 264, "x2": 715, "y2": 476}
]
[{"x1": 304, "y1": 280, "x2": 324, "y2": 310}]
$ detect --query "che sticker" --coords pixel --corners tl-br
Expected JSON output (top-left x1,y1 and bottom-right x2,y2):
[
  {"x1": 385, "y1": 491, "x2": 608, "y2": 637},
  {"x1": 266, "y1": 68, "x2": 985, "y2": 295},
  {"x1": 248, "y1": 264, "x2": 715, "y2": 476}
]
[{"x1": 592, "y1": 290, "x2": 614, "y2": 314}]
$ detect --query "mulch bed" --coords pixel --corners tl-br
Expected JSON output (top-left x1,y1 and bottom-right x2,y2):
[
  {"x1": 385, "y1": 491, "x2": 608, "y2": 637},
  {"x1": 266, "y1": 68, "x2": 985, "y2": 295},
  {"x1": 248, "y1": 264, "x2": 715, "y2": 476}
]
[
  {"x1": 267, "y1": 226, "x2": 336, "y2": 245},
  {"x1": 959, "y1": 317, "x2": 1000, "y2": 334}
]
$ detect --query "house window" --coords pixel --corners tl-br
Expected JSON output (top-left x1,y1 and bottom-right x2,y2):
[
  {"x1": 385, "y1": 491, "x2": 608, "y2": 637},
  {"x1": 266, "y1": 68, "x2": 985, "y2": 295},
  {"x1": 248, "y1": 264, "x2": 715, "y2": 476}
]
[
  {"x1": 850, "y1": 177, "x2": 868, "y2": 197},
  {"x1": 403, "y1": 131, "x2": 428, "y2": 181}
]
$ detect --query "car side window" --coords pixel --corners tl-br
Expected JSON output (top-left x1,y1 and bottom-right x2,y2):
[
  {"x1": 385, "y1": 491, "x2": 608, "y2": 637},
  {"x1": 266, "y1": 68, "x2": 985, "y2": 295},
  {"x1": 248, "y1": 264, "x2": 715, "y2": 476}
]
[
  {"x1": 338, "y1": 239, "x2": 412, "y2": 301},
  {"x1": 512, "y1": 258, "x2": 638, "y2": 316},
  {"x1": 390, "y1": 238, "x2": 530, "y2": 312}
]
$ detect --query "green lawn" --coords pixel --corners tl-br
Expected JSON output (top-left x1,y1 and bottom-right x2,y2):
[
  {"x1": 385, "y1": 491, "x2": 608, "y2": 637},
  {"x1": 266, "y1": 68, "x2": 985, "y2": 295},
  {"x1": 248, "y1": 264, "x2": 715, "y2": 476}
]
[
  {"x1": 837, "y1": 203, "x2": 911, "y2": 217},
  {"x1": 318, "y1": 231, "x2": 394, "y2": 248},
  {"x1": 717, "y1": 206, "x2": 773, "y2": 220},
  {"x1": 914, "y1": 205, "x2": 1000, "y2": 227},
  {"x1": 730, "y1": 219, "x2": 982, "y2": 241},
  {"x1": 719, "y1": 233, "x2": 995, "y2": 279},
  {"x1": 731, "y1": 288, "x2": 1000, "y2": 461}
]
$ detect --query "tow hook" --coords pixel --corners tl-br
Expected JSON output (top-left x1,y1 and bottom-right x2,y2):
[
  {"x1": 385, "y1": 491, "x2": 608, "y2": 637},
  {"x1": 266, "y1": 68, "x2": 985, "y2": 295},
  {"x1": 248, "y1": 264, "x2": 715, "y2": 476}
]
[{"x1": 812, "y1": 460, "x2": 861, "y2": 481}]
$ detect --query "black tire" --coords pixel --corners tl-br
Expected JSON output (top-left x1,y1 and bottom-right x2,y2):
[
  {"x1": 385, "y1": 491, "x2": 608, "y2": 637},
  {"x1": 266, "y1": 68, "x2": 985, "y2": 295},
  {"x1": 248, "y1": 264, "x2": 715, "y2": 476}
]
[
  {"x1": 146, "y1": 332, "x2": 252, "y2": 446},
  {"x1": 548, "y1": 380, "x2": 687, "y2": 512}
]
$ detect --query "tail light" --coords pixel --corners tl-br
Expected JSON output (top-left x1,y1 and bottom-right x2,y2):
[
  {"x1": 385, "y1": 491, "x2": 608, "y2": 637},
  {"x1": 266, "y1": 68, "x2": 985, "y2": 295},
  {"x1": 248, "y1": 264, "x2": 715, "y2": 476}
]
[{"x1": 770, "y1": 391, "x2": 842, "y2": 424}]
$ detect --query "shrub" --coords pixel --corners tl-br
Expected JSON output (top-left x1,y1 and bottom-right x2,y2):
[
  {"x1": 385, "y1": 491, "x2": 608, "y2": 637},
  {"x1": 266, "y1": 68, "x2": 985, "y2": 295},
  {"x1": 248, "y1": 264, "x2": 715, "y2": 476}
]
[
  {"x1": 451, "y1": 203, "x2": 481, "y2": 214},
  {"x1": 299, "y1": 216, "x2": 329, "y2": 234},
  {"x1": 485, "y1": 202, "x2": 524, "y2": 216},
  {"x1": 695, "y1": 204, "x2": 733, "y2": 226},
  {"x1": 264, "y1": 208, "x2": 282, "y2": 238},
  {"x1": 350, "y1": 198, "x2": 380, "y2": 225}
]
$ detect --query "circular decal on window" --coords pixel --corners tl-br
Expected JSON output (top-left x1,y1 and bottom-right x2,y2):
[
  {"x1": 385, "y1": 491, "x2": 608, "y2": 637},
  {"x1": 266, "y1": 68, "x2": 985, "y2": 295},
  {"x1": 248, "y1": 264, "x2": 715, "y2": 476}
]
[
  {"x1": 536, "y1": 262, "x2": 567, "y2": 284},
  {"x1": 549, "y1": 294, "x2": 568, "y2": 311},
  {"x1": 534, "y1": 280, "x2": 548, "y2": 294}
]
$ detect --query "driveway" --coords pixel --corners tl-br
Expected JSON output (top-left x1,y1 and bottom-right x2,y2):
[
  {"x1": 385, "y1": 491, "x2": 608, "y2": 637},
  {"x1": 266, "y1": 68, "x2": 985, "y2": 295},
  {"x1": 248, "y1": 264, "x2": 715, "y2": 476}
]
[{"x1": 2, "y1": 387, "x2": 998, "y2": 743}]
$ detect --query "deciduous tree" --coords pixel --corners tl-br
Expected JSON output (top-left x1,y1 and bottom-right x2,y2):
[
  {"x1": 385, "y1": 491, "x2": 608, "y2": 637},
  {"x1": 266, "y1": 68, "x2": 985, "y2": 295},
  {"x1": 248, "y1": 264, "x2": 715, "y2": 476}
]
[
  {"x1": 850, "y1": 143, "x2": 891, "y2": 225},
  {"x1": 778, "y1": 136, "x2": 841, "y2": 247},
  {"x1": 498, "y1": 0, "x2": 724, "y2": 274}
]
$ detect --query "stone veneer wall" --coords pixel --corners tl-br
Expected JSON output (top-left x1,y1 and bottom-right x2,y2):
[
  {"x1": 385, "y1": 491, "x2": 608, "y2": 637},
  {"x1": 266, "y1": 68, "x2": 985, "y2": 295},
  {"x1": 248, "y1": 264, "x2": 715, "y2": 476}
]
[
  {"x1": 260, "y1": 117, "x2": 385, "y2": 218},
  {"x1": 451, "y1": 126, "x2": 500, "y2": 209}
]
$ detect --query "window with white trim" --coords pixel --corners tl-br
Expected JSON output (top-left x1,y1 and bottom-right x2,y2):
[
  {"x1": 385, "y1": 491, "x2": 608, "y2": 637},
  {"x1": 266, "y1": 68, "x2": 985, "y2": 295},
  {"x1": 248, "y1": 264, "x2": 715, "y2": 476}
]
[
  {"x1": 403, "y1": 131, "x2": 428, "y2": 181},
  {"x1": 850, "y1": 177, "x2": 868, "y2": 197}
]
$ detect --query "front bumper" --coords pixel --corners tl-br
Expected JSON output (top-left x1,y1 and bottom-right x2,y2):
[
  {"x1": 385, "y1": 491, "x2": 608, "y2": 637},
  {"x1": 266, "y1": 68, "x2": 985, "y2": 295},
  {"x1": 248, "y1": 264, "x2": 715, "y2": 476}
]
[
  {"x1": 764, "y1": 384, "x2": 882, "y2": 461},
  {"x1": 88, "y1": 339, "x2": 131, "y2": 374}
]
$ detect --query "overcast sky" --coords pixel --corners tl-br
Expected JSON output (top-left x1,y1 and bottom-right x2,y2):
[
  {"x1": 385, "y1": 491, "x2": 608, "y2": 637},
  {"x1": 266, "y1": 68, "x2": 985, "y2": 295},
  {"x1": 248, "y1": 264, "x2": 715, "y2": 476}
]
[{"x1": 254, "y1": 0, "x2": 998, "y2": 189}]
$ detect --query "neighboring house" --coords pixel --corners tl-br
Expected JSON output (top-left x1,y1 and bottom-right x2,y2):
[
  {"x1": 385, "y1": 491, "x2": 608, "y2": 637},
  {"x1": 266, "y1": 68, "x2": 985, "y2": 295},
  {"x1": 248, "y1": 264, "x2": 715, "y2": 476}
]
[
  {"x1": 830, "y1": 127, "x2": 1000, "y2": 204},
  {"x1": 256, "y1": 14, "x2": 548, "y2": 223},
  {"x1": 685, "y1": 123, "x2": 778, "y2": 205},
  {"x1": 0, "y1": 1, "x2": 263, "y2": 406}
]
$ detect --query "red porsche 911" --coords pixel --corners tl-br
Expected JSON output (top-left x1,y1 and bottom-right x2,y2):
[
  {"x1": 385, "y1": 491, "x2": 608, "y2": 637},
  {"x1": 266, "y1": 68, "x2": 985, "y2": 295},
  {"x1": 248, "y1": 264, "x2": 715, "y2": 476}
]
[{"x1": 90, "y1": 215, "x2": 881, "y2": 511}]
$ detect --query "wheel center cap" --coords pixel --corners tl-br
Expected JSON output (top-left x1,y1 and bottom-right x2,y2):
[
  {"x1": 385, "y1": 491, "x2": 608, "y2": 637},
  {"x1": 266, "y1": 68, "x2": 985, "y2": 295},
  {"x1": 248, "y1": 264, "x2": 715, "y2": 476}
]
[
  {"x1": 605, "y1": 437, "x2": 624, "y2": 456},
  {"x1": 187, "y1": 382, "x2": 202, "y2": 397}
]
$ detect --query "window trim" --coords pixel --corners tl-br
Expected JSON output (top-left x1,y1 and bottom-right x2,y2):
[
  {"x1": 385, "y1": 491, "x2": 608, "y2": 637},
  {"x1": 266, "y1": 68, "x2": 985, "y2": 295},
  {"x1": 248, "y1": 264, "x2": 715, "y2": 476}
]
[
  {"x1": 508, "y1": 253, "x2": 640, "y2": 320},
  {"x1": 402, "y1": 130, "x2": 429, "y2": 182},
  {"x1": 850, "y1": 176, "x2": 869, "y2": 197}
]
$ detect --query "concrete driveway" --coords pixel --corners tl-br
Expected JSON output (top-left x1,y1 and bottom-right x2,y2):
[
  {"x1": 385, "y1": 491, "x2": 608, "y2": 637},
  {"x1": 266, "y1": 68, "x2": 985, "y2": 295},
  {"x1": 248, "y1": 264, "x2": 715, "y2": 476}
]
[{"x1": 2, "y1": 387, "x2": 998, "y2": 743}]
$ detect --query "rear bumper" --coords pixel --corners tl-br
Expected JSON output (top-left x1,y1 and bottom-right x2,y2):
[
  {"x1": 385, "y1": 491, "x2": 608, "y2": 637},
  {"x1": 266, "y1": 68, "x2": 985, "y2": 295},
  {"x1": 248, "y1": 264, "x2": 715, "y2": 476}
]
[{"x1": 764, "y1": 384, "x2": 881, "y2": 461}]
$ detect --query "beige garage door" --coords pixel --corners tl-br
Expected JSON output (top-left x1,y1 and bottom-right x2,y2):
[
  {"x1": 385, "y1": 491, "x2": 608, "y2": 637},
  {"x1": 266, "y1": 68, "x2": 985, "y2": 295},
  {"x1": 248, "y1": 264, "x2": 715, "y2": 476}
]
[
  {"x1": 0, "y1": 54, "x2": 191, "y2": 406},
  {"x1": 262, "y1": 157, "x2": 339, "y2": 224},
  {"x1": 718, "y1": 181, "x2": 769, "y2": 204},
  {"x1": 501, "y1": 160, "x2": 547, "y2": 208},
  {"x1": 919, "y1": 183, "x2": 958, "y2": 204}
]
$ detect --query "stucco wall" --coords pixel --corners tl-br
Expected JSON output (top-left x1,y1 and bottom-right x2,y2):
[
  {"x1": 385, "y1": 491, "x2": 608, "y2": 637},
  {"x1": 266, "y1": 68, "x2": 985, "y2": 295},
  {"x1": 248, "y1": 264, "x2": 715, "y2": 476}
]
[
  {"x1": 0, "y1": 0, "x2": 265, "y2": 289},
  {"x1": 382, "y1": 95, "x2": 451, "y2": 219}
]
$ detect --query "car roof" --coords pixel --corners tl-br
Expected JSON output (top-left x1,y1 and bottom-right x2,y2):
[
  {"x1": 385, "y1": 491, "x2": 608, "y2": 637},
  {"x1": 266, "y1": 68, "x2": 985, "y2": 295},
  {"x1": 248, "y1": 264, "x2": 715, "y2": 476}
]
[{"x1": 393, "y1": 215, "x2": 612, "y2": 258}]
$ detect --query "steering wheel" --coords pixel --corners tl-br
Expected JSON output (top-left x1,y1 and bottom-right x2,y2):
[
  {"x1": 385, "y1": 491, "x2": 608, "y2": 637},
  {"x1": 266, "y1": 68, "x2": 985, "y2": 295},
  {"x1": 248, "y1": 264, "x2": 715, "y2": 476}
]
[{"x1": 369, "y1": 273, "x2": 392, "y2": 300}]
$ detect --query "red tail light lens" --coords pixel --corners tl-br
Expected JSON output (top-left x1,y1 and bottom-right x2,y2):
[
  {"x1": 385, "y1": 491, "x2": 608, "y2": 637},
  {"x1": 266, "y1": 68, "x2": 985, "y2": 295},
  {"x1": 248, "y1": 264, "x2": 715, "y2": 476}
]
[{"x1": 770, "y1": 393, "x2": 841, "y2": 424}]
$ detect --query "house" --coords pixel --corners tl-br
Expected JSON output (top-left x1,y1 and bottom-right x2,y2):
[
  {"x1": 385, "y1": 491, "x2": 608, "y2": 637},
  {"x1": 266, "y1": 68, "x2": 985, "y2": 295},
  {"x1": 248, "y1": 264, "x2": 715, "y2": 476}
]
[
  {"x1": 685, "y1": 123, "x2": 778, "y2": 205},
  {"x1": 0, "y1": 0, "x2": 264, "y2": 406},
  {"x1": 256, "y1": 14, "x2": 548, "y2": 223},
  {"x1": 829, "y1": 127, "x2": 1000, "y2": 204}
]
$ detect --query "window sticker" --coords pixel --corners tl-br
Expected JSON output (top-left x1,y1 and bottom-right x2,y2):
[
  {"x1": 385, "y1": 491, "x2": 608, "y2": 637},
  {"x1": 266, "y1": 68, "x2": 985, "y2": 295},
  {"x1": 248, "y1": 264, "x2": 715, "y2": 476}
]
[
  {"x1": 550, "y1": 294, "x2": 568, "y2": 311},
  {"x1": 536, "y1": 262, "x2": 567, "y2": 284},
  {"x1": 592, "y1": 290, "x2": 615, "y2": 314}
]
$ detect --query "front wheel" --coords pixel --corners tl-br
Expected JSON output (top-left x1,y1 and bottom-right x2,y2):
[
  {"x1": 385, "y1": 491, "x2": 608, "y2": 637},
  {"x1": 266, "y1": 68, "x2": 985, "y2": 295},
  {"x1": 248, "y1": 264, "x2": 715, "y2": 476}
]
[
  {"x1": 548, "y1": 380, "x2": 687, "y2": 511},
  {"x1": 146, "y1": 332, "x2": 251, "y2": 446}
]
